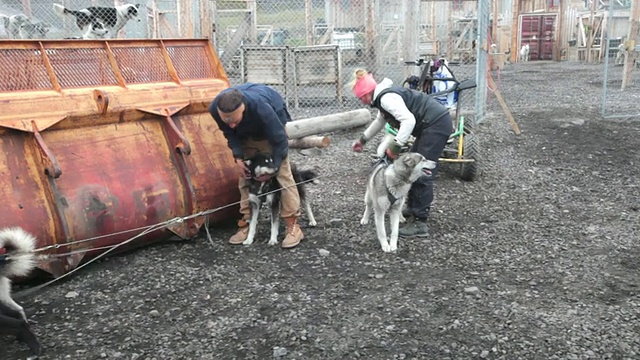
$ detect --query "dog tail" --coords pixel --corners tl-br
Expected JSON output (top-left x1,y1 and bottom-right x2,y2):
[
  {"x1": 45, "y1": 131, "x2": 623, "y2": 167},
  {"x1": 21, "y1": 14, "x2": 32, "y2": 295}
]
[
  {"x1": 0, "y1": 227, "x2": 37, "y2": 278},
  {"x1": 53, "y1": 3, "x2": 69, "y2": 16},
  {"x1": 0, "y1": 14, "x2": 9, "y2": 29}
]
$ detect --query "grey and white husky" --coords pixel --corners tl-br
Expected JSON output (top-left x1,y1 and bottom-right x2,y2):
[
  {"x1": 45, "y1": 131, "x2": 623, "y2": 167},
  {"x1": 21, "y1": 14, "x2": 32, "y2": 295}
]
[{"x1": 360, "y1": 153, "x2": 432, "y2": 252}]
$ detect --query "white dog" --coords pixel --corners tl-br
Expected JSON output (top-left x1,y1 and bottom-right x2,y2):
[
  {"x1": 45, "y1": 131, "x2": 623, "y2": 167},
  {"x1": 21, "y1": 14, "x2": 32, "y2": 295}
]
[
  {"x1": 519, "y1": 44, "x2": 530, "y2": 62},
  {"x1": 360, "y1": 153, "x2": 433, "y2": 252},
  {"x1": 615, "y1": 43, "x2": 627, "y2": 66},
  {"x1": 0, "y1": 227, "x2": 41, "y2": 356}
]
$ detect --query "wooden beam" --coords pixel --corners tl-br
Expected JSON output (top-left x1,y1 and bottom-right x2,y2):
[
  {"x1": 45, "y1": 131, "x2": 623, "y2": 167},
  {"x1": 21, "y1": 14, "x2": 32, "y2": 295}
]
[
  {"x1": 492, "y1": 0, "x2": 499, "y2": 48},
  {"x1": 511, "y1": 0, "x2": 520, "y2": 63},
  {"x1": 621, "y1": 0, "x2": 639, "y2": 90},
  {"x1": 487, "y1": 72, "x2": 521, "y2": 135},
  {"x1": 554, "y1": 0, "x2": 566, "y2": 61},
  {"x1": 402, "y1": 0, "x2": 419, "y2": 79},
  {"x1": 586, "y1": 0, "x2": 597, "y2": 62},
  {"x1": 364, "y1": 0, "x2": 377, "y2": 73},
  {"x1": 305, "y1": 0, "x2": 313, "y2": 45},
  {"x1": 21, "y1": 0, "x2": 32, "y2": 17},
  {"x1": 200, "y1": 0, "x2": 213, "y2": 39}
]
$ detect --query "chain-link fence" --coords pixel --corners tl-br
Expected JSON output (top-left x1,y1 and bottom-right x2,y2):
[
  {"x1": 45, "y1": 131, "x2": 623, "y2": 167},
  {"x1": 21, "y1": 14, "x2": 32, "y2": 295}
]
[
  {"x1": 214, "y1": 0, "x2": 489, "y2": 119},
  {"x1": 1, "y1": 0, "x2": 490, "y2": 119},
  {"x1": 601, "y1": 0, "x2": 640, "y2": 118}
]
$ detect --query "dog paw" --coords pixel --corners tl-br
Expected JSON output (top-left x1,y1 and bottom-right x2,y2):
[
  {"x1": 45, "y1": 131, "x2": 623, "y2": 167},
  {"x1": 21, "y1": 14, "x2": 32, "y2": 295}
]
[
  {"x1": 308, "y1": 220, "x2": 317, "y2": 227},
  {"x1": 389, "y1": 244, "x2": 398, "y2": 252},
  {"x1": 380, "y1": 243, "x2": 392, "y2": 252},
  {"x1": 242, "y1": 239, "x2": 254, "y2": 246},
  {"x1": 360, "y1": 218, "x2": 369, "y2": 225},
  {"x1": 267, "y1": 239, "x2": 278, "y2": 246}
]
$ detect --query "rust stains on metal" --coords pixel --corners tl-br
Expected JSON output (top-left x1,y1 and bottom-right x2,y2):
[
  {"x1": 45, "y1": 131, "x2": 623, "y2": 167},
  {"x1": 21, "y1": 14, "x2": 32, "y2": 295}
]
[{"x1": 0, "y1": 39, "x2": 236, "y2": 278}]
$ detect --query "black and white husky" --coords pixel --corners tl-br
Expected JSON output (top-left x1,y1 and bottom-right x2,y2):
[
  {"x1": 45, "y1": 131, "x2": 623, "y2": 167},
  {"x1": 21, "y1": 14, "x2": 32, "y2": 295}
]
[
  {"x1": 53, "y1": 3, "x2": 141, "y2": 39},
  {"x1": 0, "y1": 227, "x2": 40, "y2": 356},
  {"x1": 243, "y1": 153, "x2": 317, "y2": 246},
  {"x1": 360, "y1": 153, "x2": 432, "y2": 252}
]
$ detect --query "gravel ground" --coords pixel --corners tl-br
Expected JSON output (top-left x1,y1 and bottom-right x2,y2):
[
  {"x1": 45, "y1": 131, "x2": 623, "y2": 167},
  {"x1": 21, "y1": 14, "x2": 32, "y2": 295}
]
[{"x1": 4, "y1": 61, "x2": 640, "y2": 360}]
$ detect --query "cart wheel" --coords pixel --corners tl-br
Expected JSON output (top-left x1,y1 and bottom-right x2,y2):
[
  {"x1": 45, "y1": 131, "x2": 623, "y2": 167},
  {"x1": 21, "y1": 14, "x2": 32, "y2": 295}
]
[{"x1": 459, "y1": 116, "x2": 479, "y2": 181}]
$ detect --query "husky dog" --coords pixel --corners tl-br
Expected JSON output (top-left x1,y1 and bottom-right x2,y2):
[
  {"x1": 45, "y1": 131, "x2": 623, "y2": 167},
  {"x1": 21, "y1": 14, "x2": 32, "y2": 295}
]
[
  {"x1": 53, "y1": 3, "x2": 141, "y2": 39},
  {"x1": 0, "y1": 227, "x2": 40, "y2": 356},
  {"x1": 1, "y1": 14, "x2": 29, "y2": 38},
  {"x1": 519, "y1": 44, "x2": 530, "y2": 62},
  {"x1": 360, "y1": 153, "x2": 432, "y2": 252},
  {"x1": 18, "y1": 21, "x2": 50, "y2": 39},
  {"x1": 243, "y1": 153, "x2": 317, "y2": 246}
]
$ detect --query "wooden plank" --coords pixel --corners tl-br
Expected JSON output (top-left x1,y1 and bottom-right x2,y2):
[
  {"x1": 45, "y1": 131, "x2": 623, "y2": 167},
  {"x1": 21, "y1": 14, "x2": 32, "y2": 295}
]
[{"x1": 487, "y1": 72, "x2": 521, "y2": 135}]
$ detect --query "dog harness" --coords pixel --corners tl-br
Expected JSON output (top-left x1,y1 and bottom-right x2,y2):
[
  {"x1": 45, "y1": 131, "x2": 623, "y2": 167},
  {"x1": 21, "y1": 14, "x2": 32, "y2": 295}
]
[{"x1": 372, "y1": 158, "x2": 399, "y2": 205}]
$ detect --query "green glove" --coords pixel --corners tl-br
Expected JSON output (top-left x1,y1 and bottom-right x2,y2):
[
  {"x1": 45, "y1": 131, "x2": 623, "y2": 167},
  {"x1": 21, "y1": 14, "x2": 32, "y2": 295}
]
[{"x1": 388, "y1": 141, "x2": 402, "y2": 155}]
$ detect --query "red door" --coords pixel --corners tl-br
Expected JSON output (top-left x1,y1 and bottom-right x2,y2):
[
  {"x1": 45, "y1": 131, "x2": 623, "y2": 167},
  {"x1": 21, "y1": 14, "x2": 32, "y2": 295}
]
[{"x1": 520, "y1": 14, "x2": 556, "y2": 60}]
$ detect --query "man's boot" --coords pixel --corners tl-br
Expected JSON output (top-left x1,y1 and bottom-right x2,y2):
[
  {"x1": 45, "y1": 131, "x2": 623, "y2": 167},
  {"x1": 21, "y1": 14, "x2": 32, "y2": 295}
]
[
  {"x1": 228, "y1": 219, "x2": 249, "y2": 245},
  {"x1": 399, "y1": 218, "x2": 429, "y2": 237},
  {"x1": 282, "y1": 217, "x2": 304, "y2": 248}
]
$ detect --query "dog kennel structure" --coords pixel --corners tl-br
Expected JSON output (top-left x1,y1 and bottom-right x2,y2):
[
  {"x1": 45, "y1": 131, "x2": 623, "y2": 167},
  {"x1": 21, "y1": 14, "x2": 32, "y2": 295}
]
[{"x1": 0, "y1": 39, "x2": 236, "y2": 277}]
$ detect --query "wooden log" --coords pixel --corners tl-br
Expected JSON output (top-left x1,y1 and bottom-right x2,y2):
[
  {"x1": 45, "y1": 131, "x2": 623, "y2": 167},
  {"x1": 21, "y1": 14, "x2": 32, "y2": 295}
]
[
  {"x1": 289, "y1": 136, "x2": 330, "y2": 149},
  {"x1": 286, "y1": 109, "x2": 371, "y2": 139}
]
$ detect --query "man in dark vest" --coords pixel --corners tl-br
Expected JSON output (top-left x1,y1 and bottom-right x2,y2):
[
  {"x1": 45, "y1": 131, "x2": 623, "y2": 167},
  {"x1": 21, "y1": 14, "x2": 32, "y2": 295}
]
[{"x1": 350, "y1": 69, "x2": 452, "y2": 237}]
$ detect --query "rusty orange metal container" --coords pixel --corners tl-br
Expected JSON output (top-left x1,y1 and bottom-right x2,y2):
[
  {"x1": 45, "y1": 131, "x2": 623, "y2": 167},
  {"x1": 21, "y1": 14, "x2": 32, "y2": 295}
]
[{"x1": 0, "y1": 39, "x2": 238, "y2": 277}]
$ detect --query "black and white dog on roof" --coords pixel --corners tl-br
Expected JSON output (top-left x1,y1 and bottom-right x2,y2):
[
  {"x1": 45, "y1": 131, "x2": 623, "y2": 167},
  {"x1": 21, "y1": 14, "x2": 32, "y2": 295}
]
[
  {"x1": 0, "y1": 227, "x2": 40, "y2": 356},
  {"x1": 242, "y1": 153, "x2": 318, "y2": 246},
  {"x1": 53, "y1": 2, "x2": 141, "y2": 39}
]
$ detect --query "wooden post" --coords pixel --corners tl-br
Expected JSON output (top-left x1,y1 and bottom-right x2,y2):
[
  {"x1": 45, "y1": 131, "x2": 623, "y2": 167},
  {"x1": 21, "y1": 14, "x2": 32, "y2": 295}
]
[
  {"x1": 149, "y1": 0, "x2": 160, "y2": 38},
  {"x1": 211, "y1": 0, "x2": 218, "y2": 49},
  {"x1": 200, "y1": 0, "x2": 213, "y2": 39},
  {"x1": 491, "y1": 0, "x2": 499, "y2": 49},
  {"x1": 511, "y1": 0, "x2": 520, "y2": 63},
  {"x1": 430, "y1": 0, "x2": 436, "y2": 40},
  {"x1": 402, "y1": 0, "x2": 419, "y2": 79},
  {"x1": 21, "y1": 0, "x2": 32, "y2": 17},
  {"x1": 247, "y1": 0, "x2": 257, "y2": 43},
  {"x1": 621, "y1": 0, "x2": 640, "y2": 90},
  {"x1": 554, "y1": 0, "x2": 566, "y2": 61},
  {"x1": 586, "y1": 0, "x2": 597, "y2": 62},
  {"x1": 305, "y1": 0, "x2": 313, "y2": 45},
  {"x1": 364, "y1": 0, "x2": 377, "y2": 73}
]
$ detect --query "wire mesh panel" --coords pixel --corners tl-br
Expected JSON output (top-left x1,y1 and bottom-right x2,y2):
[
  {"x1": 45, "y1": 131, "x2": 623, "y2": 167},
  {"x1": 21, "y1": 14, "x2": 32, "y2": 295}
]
[
  {"x1": 0, "y1": 0, "x2": 490, "y2": 119},
  {"x1": 110, "y1": 45, "x2": 173, "y2": 83},
  {"x1": 0, "y1": 39, "x2": 221, "y2": 94},
  {"x1": 0, "y1": 47, "x2": 54, "y2": 91},
  {"x1": 292, "y1": 44, "x2": 342, "y2": 108},
  {"x1": 601, "y1": 0, "x2": 640, "y2": 119},
  {"x1": 49, "y1": 47, "x2": 120, "y2": 87},
  {"x1": 212, "y1": 0, "x2": 489, "y2": 117}
]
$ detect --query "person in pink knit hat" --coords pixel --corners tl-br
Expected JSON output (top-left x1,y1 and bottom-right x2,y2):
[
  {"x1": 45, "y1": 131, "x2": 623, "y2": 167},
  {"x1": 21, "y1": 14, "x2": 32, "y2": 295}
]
[{"x1": 350, "y1": 69, "x2": 453, "y2": 238}]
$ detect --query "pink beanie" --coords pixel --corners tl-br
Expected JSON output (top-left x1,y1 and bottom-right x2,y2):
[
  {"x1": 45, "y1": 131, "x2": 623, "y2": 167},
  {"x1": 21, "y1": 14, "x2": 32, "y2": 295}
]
[{"x1": 352, "y1": 70, "x2": 377, "y2": 98}]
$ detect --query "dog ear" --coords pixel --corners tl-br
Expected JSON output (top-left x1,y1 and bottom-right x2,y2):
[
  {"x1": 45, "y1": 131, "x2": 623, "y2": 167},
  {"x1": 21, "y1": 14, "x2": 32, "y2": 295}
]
[{"x1": 402, "y1": 153, "x2": 416, "y2": 167}]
